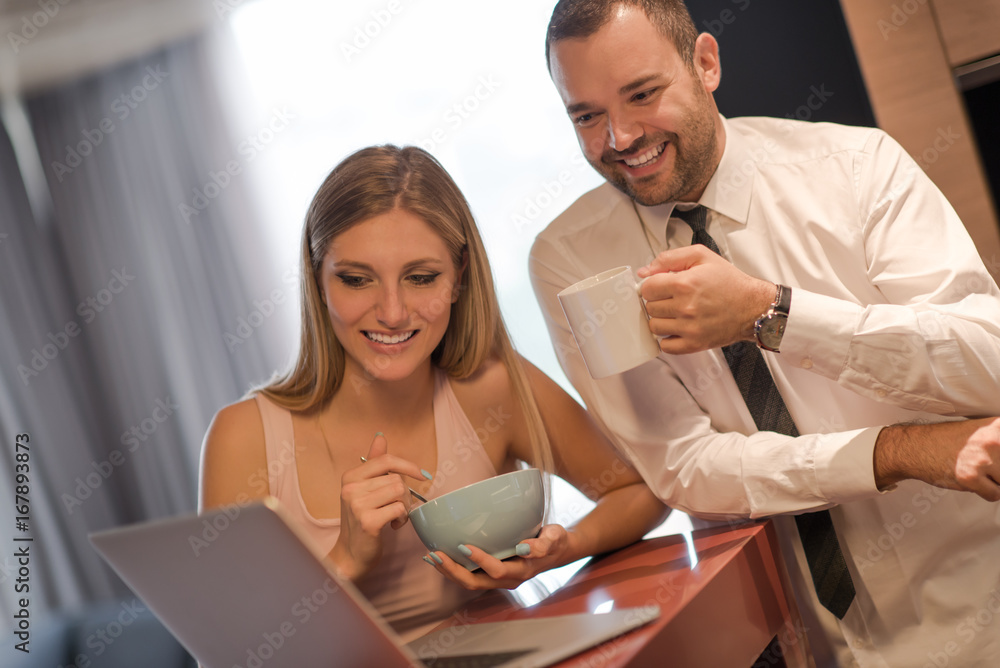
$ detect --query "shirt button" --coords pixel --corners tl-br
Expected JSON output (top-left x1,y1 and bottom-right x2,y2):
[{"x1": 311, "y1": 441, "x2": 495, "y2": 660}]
[
  {"x1": 800, "y1": 358, "x2": 814, "y2": 370},
  {"x1": 876, "y1": 389, "x2": 888, "y2": 398}
]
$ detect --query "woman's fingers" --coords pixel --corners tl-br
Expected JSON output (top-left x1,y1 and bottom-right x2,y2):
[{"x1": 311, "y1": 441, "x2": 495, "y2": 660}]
[
  {"x1": 366, "y1": 432, "x2": 389, "y2": 460},
  {"x1": 424, "y1": 551, "x2": 478, "y2": 587},
  {"x1": 345, "y1": 462, "x2": 427, "y2": 519},
  {"x1": 427, "y1": 550, "x2": 519, "y2": 590},
  {"x1": 350, "y1": 434, "x2": 431, "y2": 486},
  {"x1": 423, "y1": 545, "x2": 540, "y2": 590},
  {"x1": 460, "y1": 544, "x2": 509, "y2": 580},
  {"x1": 346, "y1": 433, "x2": 432, "y2": 522},
  {"x1": 355, "y1": 454, "x2": 431, "y2": 484},
  {"x1": 342, "y1": 434, "x2": 431, "y2": 534},
  {"x1": 343, "y1": 475, "x2": 412, "y2": 524},
  {"x1": 516, "y1": 525, "x2": 565, "y2": 559},
  {"x1": 360, "y1": 502, "x2": 409, "y2": 535}
]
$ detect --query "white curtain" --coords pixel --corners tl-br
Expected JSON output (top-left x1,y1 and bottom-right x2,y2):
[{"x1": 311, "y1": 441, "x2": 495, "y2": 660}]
[{"x1": 0, "y1": 30, "x2": 291, "y2": 627}]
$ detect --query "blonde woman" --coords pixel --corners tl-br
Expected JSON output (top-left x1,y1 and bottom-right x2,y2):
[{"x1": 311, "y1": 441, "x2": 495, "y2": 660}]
[{"x1": 199, "y1": 145, "x2": 668, "y2": 638}]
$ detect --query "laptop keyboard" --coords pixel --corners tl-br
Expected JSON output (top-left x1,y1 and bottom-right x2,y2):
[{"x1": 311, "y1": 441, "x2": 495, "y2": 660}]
[{"x1": 421, "y1": 648, "x2": 535, "y2": 667}]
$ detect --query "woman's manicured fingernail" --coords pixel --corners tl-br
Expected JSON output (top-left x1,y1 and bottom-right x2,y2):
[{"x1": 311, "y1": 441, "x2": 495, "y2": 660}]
[
  {"x1": 375, "y1": 431, "x2": 383, "y2": 436},
  {"x1": 516, "y1": 543, "x2": 531, "y2": 557},
  {"x1": 429, "y1": 552, "x2": 443, "y2": 565},
  {"x1": 421, "y1": 469, "x2": 434, "y2": 480},
  {"x1": 457, "y1": 544, "x2": 473, "y2": 557},
  {"x1": 422, "y1": 556, "x2": 435, "y2": 566}
]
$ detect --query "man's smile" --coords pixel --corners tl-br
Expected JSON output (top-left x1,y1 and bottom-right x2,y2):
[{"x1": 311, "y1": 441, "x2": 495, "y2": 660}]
[{"x1": 622, "y1": 141, "x2": 666, "y2": 168}]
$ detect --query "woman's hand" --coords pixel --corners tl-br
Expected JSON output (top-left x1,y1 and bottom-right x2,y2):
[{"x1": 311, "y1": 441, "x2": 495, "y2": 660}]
[
  {"x1": 330, "y1": 433, "x2": 429, "y2": 581},
  {"x1": 422, "y1": 524, "x2": 580, "y2": 590}
]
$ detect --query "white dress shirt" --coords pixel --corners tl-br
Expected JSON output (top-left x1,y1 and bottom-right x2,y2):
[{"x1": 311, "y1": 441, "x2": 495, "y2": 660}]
[{"x1": 529, "y1": 116, "x2": 1000, "y2": 667}]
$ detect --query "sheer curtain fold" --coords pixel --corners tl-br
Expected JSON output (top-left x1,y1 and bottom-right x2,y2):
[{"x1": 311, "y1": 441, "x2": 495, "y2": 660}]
[{"x1": 0, "y1": 29, "x2": 290, "y2": 627}]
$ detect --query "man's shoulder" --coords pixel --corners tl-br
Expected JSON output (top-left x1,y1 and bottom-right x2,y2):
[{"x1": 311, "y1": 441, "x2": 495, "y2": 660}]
[{"x1": 728, "y1": 116, "x2": 888, "y2": 163}]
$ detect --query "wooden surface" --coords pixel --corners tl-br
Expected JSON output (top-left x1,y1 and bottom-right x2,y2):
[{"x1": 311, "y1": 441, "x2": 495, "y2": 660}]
[
  {"x1": 931, "y1": 0, "x2": 1000, "y2": 67},
  {"x1": 438, "y1": 521, "x2": 809, "y2": 668},
  {"x1": 839, "y1": 0, "x2": 1000, "y2": 268}
]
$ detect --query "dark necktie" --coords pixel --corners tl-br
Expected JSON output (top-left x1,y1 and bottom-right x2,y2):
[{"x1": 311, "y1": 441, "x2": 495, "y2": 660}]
[{"x1": 673, "y1": 205, "x2": 856, "y2": 620}]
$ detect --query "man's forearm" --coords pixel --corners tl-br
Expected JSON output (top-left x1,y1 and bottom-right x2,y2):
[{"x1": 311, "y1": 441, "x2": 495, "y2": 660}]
[{"x1": 874, "y1": 417, "x2": 1000, "y2": 501}]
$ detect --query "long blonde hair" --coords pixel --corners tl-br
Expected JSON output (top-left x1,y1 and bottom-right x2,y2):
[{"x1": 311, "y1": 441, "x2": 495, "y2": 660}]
[{"x1": 259, "y1": 145, "x2": 553, "y2": 474}]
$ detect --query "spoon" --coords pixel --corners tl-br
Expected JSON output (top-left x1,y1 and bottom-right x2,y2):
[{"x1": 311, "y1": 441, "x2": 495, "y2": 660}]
[{"x1": 359, "y1": 456, "x2": 429, "y2": 503}]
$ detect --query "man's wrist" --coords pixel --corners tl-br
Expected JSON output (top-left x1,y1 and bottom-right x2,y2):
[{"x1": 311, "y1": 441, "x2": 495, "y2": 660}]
[
  {"x1": 743, "y1": 281, "x2": 777, "y2": 341},
  {"x1": 751, "y1": 282, "x2": 790, "y2": 351},
  {"x1": 873, "y1": 424, "x2": 906, "y2": 491}
]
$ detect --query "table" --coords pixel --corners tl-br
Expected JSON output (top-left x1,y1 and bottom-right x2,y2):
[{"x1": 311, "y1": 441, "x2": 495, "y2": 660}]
[{"x1": 439, "y1": 521, "x2": 810, "y2": 667}]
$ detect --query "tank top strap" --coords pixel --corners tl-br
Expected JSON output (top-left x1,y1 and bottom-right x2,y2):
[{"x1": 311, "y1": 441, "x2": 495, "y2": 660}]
[
  {"x1": 253, "y1": 394, "x2": 297, "y2": 497},
  {"x1": 429, "y1": 368, "x2": 498, "y2": 496}
]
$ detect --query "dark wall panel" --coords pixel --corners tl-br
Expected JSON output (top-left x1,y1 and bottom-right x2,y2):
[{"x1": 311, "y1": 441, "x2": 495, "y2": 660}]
[
  {"x1": 964, "y1": 80, "x2": 1000, "y2": 211},
  {"x1": 687, "y1": 0, "x2": 877, "y2": 127}
]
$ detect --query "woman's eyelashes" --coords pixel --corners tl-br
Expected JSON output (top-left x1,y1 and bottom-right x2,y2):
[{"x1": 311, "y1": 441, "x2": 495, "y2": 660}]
[
  {"x1": 407, "y1": 272, "x2": 441, "y2": 287},
  {"x1": 335, "y1": 272, "x2": 441, "y2": 288},
  {"x1": 337, "y1": 273, "x2": 370, "y2": 288}
]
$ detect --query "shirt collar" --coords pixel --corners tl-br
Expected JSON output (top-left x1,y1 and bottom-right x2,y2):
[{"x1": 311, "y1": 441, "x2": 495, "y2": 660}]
[
  {"x1": 699, "y1": 115, "x2": 754, "y2": 225},
  {"x1": 627, "y1": 115, "x2": 755, "y2": 242}
]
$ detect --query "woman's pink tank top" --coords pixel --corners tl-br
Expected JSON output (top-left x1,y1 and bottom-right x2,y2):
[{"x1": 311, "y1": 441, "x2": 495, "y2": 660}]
[{"x1": 253, "y1": 367, "x2": 498, "y2": 637}]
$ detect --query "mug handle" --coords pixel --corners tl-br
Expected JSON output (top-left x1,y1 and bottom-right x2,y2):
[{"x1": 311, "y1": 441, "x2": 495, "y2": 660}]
[{"x1": 635, "y1": 276, "x2": 650, "y2": 318}]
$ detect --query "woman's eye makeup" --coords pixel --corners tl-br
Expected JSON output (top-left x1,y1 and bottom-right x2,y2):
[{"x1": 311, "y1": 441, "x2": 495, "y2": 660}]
[
  {"x1": 337, "y1": 274, "x2": 370, "y2": 288},
  {"x1": 407, "y1": 272, "x2": 440, "y2": 286},
  {"x1": 334, "y1": 271, "x2": 441, "y2": 288}
]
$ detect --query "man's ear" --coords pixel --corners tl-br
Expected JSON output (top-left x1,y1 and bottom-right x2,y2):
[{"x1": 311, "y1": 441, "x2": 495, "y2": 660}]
[{"x1": 692, "y1": 33, "x2": 721, "y2": 94}]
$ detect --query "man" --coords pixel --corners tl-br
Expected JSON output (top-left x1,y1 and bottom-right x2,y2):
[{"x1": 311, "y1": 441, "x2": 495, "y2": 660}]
[{"x1": 529, "y1": 1, "x2": 1000, "y2": 666}]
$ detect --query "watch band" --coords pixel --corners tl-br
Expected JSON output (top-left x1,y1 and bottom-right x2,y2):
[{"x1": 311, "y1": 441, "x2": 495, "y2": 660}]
[
  {"x1": 773, "y1": 284, "x2": 791, "y2": 317},
  {"x1": 754, "y1": 284, "x2": 791, "y2": 352}
]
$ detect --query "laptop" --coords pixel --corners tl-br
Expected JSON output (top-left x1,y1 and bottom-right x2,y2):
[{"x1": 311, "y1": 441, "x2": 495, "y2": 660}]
[{"x1": 89, "y1": 498, "x2": 660, "y2": 668}]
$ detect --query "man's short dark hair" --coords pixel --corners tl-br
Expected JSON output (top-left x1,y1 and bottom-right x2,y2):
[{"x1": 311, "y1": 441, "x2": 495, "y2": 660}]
[{"x1": 545, "y1": 0, "x2": 698, "y2": 71}]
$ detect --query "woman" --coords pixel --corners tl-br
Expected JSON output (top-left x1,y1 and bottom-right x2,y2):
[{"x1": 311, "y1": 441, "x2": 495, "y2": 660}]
[{"x1": 199, "y1": 145, "x2": 669, "y2": 638}]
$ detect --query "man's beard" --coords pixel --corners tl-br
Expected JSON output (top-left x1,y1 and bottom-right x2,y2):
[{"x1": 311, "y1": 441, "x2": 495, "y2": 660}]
[{"x1": 587, "y1": 91, "x2": 718, "y2": 206}]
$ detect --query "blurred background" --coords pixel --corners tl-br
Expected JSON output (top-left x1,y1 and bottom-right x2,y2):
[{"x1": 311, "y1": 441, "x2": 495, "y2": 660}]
[{"x1": 1, "y1": 0, "x2": 996, "y2": 665}]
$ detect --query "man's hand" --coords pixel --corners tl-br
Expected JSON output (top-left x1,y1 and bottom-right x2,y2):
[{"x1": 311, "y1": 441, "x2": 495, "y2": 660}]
[
  {"x1": 874, "y1": 418, "x2": 1000, "y2": 501},
  {"x1": 638, "y1": 246, "x2": 775, "y2": 354}
]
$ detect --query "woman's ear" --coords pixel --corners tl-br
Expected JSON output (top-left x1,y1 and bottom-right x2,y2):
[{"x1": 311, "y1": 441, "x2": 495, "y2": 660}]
[
  {"x1": 317, "y1": 277, "x2": 327, "y2": 307},
  {"x1": 453, "y1": 248, "x2": 470, "y2": 303}
]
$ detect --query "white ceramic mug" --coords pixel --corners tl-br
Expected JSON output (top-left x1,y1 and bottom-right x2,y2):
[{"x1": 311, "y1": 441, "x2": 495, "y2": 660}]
[{"x1": 557, "y1": 266, "x2": 661, "y2": 379}]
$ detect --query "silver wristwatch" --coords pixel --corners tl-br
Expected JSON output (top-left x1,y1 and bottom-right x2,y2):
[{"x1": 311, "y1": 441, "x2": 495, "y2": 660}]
[{"x1": 754, "y1": 284, "x2": 791, "y2": 352}]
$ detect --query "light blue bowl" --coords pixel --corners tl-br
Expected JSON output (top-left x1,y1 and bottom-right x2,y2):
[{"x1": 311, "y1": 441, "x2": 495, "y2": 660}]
[{"x1": 408, "y1": 469, "x2": 544, "y2": 570}]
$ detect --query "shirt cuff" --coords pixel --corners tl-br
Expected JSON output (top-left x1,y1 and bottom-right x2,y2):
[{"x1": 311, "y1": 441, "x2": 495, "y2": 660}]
[
  {"x1": 814, "y1": 426, "x2": 883, "y2": 502},
  {"x1": 781, "y1": 288, "x2": 863, "y2": 381}
]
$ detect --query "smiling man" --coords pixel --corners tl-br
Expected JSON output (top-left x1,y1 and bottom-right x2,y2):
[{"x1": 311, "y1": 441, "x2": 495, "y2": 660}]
[{"x1": 529, "y1": 1, "x2": 1000, "y2": 666}]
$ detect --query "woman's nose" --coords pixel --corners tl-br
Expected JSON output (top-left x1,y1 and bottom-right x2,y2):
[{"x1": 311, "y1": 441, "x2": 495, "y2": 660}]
[{"x1": 375, "y1": 287, "x2": 408, "y2": 327}]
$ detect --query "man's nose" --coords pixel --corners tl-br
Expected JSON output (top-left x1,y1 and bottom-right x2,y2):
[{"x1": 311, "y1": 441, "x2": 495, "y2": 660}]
[{"x1": 607, "y1": 113, "x2": 642, "y2": 153}]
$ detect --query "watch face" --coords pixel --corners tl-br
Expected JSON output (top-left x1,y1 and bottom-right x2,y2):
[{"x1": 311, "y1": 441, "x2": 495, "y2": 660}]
[{"x1": 758, "y1": 315, "x2": 787, "y2": 349}]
